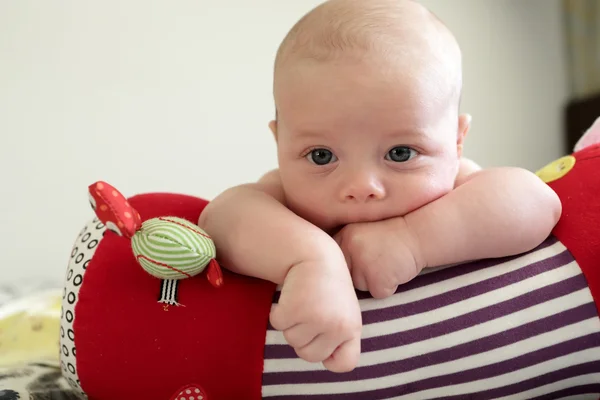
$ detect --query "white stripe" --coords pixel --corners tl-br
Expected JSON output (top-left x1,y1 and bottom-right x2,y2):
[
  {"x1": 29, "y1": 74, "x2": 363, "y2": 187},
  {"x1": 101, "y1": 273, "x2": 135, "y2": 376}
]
[
  {"x1": 265, "y1": 258, "x2": 581, "y2": 346},
  {"x1": 271, "y1": 241, "x2": 563, "y2": 297},
  {"x1": 482, "y1": 373, "x2": 600, "y2": 400},
  {"x1": 161, "y1": 280, "x2": 167, "y2": 299},
  {"x1": 263, "y1": 316, "x2": 598, "y2": 394},
  {"x1": 262, "y1": 348, "x2": 600, "y2": 397},
  {"x1": 263, "y1": 287, "x2": 596, "y2": 373},
  {"x1": 359, "y1": 241, "x2": 566, "y2": 312}
]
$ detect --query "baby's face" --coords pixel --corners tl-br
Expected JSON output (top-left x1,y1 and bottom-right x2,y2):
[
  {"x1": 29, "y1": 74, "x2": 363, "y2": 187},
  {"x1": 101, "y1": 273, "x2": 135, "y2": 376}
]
[{"x1": 273, "y1": 58, "x2": 464, "y2": 233}]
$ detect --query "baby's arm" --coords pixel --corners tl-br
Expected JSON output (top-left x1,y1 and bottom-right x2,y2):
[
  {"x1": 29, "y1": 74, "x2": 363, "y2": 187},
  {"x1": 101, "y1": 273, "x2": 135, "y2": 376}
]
[
  {"x1": 407, "y1": 163, "x2": 562, "y2": 269},
  {"x1": 199, "y1": 170, "x2": 326, "y2": 284},
  {"x1": 198, "y1": 171, "x2": 362, "y2": 372},
  {"x1": 334, "y1": 159, "x2": 561, "y2": 298}
]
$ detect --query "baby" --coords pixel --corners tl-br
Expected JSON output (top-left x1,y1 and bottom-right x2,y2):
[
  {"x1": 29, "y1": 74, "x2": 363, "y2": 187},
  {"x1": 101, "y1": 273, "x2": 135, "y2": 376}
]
[{"x1": 199, "y1": 0, "x2": 561, "y2": 374}]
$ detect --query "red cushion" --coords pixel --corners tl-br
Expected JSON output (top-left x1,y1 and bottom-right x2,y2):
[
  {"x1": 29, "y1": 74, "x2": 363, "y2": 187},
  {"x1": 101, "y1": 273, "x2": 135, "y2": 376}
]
[{"x1": 74, "y1": 193, "x2": 276, "y2": 400}]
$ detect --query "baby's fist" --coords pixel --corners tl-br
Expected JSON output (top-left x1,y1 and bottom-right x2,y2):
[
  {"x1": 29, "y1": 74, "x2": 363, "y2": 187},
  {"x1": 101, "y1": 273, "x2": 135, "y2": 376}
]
[
  {"x1": 269, "y1": 257, "x2": 362, "y2": 373},
  {"x1": 335, "y1": 218, "x2": 424, "y2": 298}
]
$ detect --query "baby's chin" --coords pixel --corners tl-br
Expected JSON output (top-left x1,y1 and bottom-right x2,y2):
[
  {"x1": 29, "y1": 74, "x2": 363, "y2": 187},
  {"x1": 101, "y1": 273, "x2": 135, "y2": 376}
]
[
  {"x1": 311, "y1": 211, "x2": 401, "y2": 236},
  {"x1": 289, "y1": 199, "x2": 428, "y2": 235}
]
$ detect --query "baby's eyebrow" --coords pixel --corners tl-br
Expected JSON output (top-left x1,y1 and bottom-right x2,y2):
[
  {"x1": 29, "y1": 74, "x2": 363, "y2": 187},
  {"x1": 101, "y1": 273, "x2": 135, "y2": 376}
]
[
  {"x1": 384, "y1": 128, "x2": 430, "y2": 141},
  {"x1": 293, "y1": 130, "x2": 330, "y2": 140}
]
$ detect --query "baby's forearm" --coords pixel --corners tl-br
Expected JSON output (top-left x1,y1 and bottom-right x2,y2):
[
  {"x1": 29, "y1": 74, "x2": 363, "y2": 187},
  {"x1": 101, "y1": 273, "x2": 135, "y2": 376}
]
[
  {"x1": 405, "y1": 167, "x2": 562, "y2": 268},
  {"x1": 198, "y1": 184, "x2": 338, "y2": 285}
]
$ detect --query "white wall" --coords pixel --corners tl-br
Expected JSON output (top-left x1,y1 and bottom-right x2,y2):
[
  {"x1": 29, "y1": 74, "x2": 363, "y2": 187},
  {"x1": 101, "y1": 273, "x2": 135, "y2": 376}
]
[{"x1": 0, "y1": 0, "x2": 569, "y2": 284}]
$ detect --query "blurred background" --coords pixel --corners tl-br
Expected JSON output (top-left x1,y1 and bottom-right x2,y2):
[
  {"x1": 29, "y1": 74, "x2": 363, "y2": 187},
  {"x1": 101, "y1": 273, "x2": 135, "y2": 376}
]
[{"x1": 0, "y1": 0, "x2": 598, "y2": 285}]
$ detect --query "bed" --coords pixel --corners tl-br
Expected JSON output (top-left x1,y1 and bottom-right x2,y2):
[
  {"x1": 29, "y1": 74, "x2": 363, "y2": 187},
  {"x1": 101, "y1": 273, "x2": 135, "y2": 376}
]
[{"x1": 0, "y1": 284, "x2": 79, "y2": 399}]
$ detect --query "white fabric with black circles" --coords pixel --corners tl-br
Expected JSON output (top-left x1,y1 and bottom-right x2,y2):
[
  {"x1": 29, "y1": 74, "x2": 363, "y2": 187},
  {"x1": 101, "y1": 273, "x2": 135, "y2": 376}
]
[{"x1": 60, "y1": 216, "x2": 106, "y2": 398}]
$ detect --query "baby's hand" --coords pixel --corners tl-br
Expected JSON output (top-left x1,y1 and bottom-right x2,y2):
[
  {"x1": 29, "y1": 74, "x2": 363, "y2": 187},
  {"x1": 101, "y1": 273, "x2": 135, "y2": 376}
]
[
  {"x1": 269, "y1": 253, "x2": 362, "y2": 373},
  {"x1": 334, "y1": 217, "x2": 424, "y2": 298}
]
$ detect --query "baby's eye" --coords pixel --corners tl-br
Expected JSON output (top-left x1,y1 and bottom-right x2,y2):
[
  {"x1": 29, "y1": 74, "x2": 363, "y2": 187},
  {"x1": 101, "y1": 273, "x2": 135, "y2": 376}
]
[
  {"x1": 386, "y1": 146, "x2": 417, "y2": 162},
  {"x1": 306, "y1": 148, "x2": 338, "y2": 165}
]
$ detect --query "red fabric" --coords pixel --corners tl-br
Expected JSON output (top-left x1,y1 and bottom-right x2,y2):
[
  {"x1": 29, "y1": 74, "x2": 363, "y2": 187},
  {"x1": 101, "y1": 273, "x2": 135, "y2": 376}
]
[
  {"x1": 88, "y1": 181, "x2": 142, "y2": 238},
  {"x1": 206, "y1": 259, "x2": 224, "y2": 288},
  {"x1": 548, "y1": 143, "x2": 600, "y2": 311},
  {"x1": 74, "y1": 192, "x2": 276, "y2": 400},
  {"x1": 169, "y1": 383, "x2": 208, "y2": 400}
]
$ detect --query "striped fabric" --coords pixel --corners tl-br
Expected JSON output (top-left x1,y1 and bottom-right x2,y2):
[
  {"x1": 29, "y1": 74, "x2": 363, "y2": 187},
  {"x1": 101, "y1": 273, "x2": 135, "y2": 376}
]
[
  {"x1": 262, "y1": 237, "x2": 600, "y2": 399},
  {"x1": 131, "y1": 217, "x2": 216, "y2": 279}
]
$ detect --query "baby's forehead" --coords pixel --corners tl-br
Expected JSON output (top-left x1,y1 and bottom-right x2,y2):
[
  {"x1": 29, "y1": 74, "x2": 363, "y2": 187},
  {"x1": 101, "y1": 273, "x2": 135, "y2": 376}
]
[
  {"x1": 275, "y1": 0, "x2": 459, "y2": 68},
  {"x1": 275, "y1": 58, "x2": 460, "y2": 131},
  {"x1": 274, "y1": 0, "x2": 462, "y2": 108}
]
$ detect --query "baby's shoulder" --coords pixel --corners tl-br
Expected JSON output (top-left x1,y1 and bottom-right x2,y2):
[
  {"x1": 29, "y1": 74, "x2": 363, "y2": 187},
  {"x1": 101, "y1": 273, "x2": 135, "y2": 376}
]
[
  {"x1": 454, "y1": 158, "x2": 483, "y2": 187},
  {"x1": 257, "y1": 169, "x2": 286, "y2": 204},
  {"x1": 258, "y1": 169, "x2": 282, "y2": 185}
]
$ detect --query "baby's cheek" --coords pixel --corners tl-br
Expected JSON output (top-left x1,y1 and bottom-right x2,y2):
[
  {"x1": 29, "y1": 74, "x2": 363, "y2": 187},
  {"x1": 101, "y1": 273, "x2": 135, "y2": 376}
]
[{"x1": 393, "y1": 175, "x2": 454, "y2": 214}]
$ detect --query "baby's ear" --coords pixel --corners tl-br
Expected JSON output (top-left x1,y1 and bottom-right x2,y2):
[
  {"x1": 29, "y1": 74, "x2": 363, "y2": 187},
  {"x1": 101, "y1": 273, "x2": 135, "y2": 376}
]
[
  {"x1": 574, "y1": 116, "x2": 600, "y2": 152},
  {"x1": 269, "y1": 120, "x2": 278, "y2": 141},
  {"x1": 457, "y1": 113, "x2": 472, "y2": 157}
]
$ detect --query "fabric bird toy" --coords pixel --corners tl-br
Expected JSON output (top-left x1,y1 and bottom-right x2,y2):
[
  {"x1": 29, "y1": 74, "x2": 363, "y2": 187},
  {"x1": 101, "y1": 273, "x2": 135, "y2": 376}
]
[{"x1": 88, "y1": 181, "x2": 223, "y2": 306}]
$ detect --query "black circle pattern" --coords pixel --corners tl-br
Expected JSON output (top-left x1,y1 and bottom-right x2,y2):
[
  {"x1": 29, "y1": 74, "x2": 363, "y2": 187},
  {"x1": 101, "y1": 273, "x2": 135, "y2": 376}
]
[
  {"x1": 61, "y1": 216, "x2": 106, "y2": 395},
  {"x1": 68, "y1": 377, "x2": 77, "y2": 388}
]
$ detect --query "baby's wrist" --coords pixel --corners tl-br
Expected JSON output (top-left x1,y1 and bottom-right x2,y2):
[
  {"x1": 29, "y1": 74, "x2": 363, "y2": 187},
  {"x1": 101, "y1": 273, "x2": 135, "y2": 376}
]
[
  {"x1": 394, "y1": 215, "x2": 427, "y2": 271},
  {"x1": 294, "y1": 245, "x2": 346, "y2": 274}
]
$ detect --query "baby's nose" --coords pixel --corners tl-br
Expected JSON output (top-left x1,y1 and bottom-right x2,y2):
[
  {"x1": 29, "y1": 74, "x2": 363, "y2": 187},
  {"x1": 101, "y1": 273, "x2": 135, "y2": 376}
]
[{"x1": 340, "y1": 174, "x2": 386, "y2": 202}]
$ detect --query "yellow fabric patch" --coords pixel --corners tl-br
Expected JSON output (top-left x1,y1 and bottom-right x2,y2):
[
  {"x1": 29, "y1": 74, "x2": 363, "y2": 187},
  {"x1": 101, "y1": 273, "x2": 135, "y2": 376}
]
[
  {"x1": 535, "y1": 155, "x2": 576, "y2": 183},
  {"x1": 0, "y1": 290, "x2": 62, "y2": 368}
]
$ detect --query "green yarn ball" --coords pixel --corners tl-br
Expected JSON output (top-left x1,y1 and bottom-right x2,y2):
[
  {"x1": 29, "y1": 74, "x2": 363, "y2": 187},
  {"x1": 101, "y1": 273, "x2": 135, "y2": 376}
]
[{"x1": 131, "y1": 216, "x2": 216, "y2": 280}]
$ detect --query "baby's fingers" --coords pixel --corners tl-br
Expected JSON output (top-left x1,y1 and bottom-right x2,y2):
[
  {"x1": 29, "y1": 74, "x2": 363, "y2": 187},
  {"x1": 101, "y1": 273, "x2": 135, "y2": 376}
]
[
  {"x1": 364, "y1": 268, "x2": 397, "y2": 299},
  {"x1": 351, "y1": 268, "x2": 369, "y2": 293},
  {"x1": 370, "y1": 284, "x2": 398, "y2": 299},
  {"x1": 323, "y1": 336, "x2": 361, "y2": 373},
  {"x1": 270, "y1": 303, "x2": 295, "y2": 331},
  {"x1": 368, "y1": 273, "x2": 398, "y2": 298},
  {"x1": 284, "y1": 323, "x2": 319, "y2": 349},
  {"x1": 295, "y1": 333, "x2": 340, "y2": 364}
]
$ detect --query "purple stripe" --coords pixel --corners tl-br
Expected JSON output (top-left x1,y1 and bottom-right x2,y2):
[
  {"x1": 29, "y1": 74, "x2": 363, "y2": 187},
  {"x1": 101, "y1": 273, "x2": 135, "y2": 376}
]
[
  {"x1": 263, "y1": 333, "x2": 600, "y2": 400},
  {"x1": 263, "y1": 302, "x2": 597, "y2": 385},
  {"x1": 530, "y1": 384, "x2": 600, "y2": 400},
  {"x1": 361, "y1": 249, "x2": 572, "y2": 324},
  {"x1": 269, "y1": 236, "x2": 558, "y2": 306},
  {"x1": 264, "y1": 273, "x2": 589, "y2": 359},
  {"x1": 431, "y1": 361, "x2": 600, "y2": 399}
]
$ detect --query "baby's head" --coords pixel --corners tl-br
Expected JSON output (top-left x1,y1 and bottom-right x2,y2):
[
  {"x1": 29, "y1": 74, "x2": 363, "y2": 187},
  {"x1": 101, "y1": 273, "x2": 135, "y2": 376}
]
[{"x1": 270, "y1": 0, "x2": 470, "y2": 233}]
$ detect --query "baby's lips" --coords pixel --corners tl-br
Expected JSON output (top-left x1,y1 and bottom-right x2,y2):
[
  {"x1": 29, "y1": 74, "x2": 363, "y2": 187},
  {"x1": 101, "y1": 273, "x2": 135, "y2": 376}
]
[
  {"x1": 87, "y1": 181, "x2": 142, "y2": 238},
  {"x1": 169, "y1": 384, "x2": 208, "y2": 400}
]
